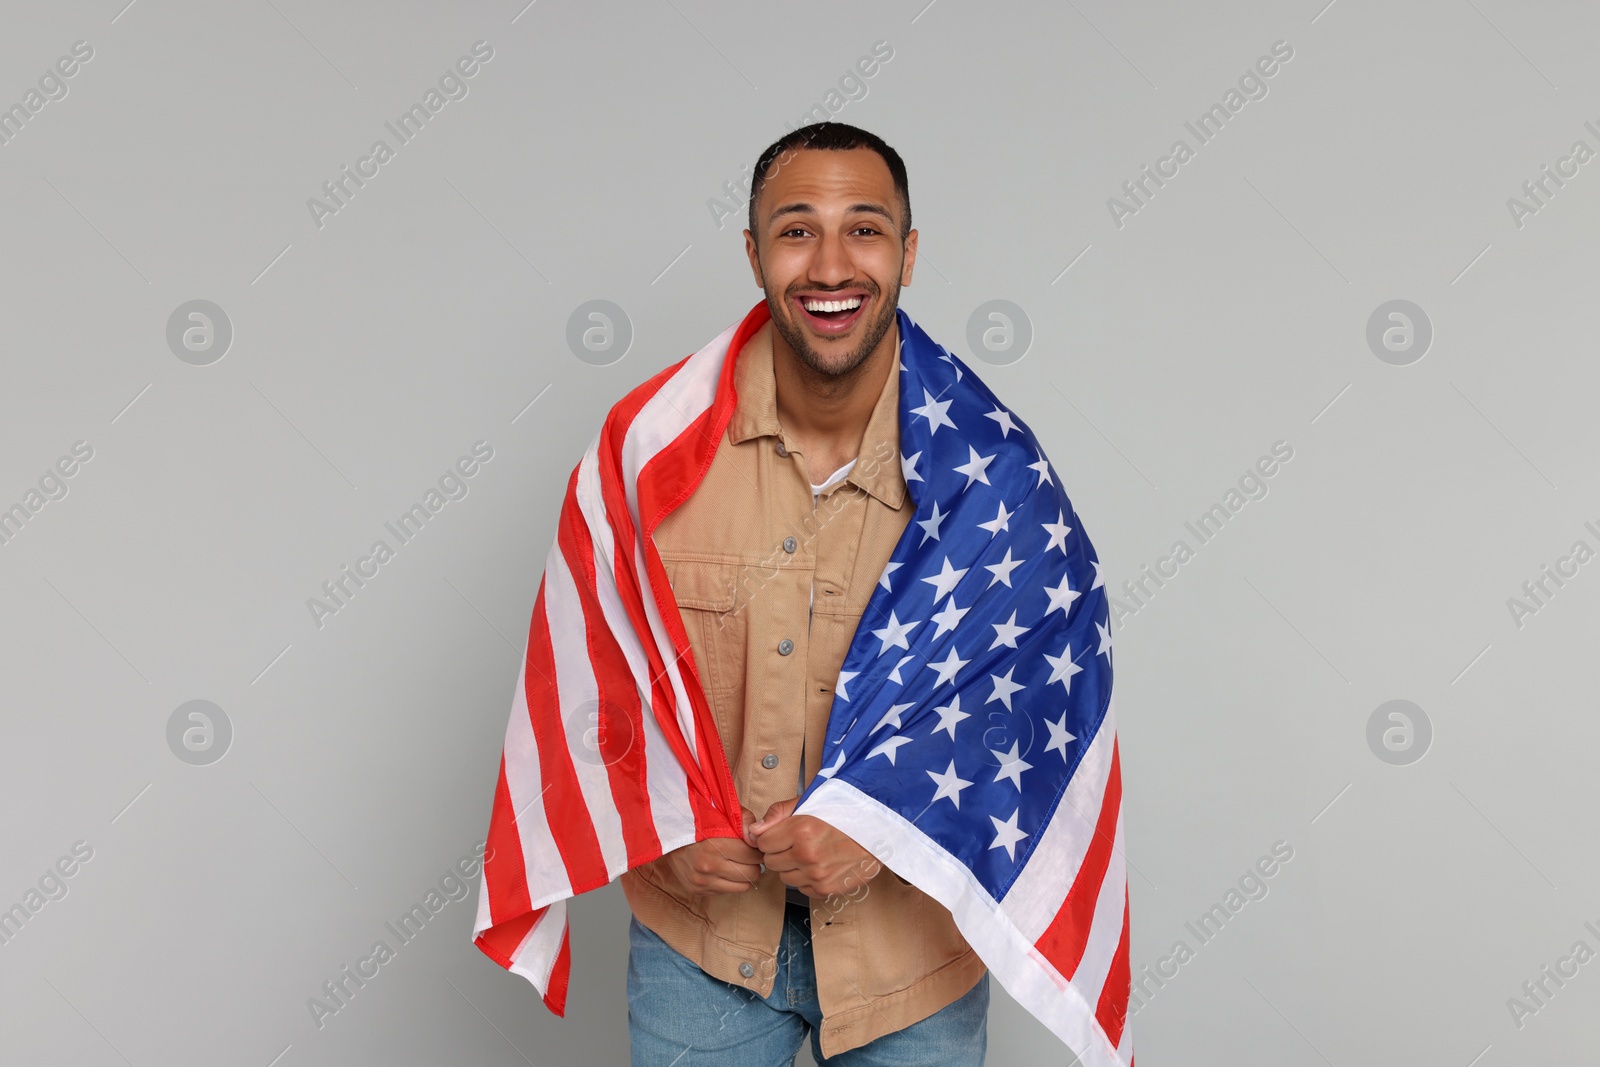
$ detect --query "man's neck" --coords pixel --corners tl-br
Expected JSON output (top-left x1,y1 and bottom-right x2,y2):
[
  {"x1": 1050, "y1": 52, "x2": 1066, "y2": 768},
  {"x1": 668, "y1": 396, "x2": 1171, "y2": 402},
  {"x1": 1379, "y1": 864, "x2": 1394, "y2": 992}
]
[{"x1": 769, "y1": 319, "x2": 897, "y2": 478}]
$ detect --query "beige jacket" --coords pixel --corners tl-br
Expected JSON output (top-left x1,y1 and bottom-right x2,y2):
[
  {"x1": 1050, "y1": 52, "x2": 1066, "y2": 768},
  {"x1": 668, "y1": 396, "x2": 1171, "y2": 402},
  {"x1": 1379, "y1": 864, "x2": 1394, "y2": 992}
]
[{"x1": 618, "y1": 317, "x2": 987, "y2": 1057}]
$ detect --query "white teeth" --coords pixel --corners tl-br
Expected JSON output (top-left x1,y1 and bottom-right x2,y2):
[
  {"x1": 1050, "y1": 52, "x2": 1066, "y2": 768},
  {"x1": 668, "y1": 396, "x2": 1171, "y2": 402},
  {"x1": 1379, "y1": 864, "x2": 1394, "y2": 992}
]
[{"x1": 803, "y1": 297, "x2": 863, "y2": 313}]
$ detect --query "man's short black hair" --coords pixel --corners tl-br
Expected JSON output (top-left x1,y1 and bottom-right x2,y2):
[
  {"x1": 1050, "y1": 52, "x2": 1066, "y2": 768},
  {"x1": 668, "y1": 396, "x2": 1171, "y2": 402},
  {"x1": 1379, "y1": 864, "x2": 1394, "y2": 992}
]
[{"x1": 748, "y1": 122, "x2": 911, "y2": 239}]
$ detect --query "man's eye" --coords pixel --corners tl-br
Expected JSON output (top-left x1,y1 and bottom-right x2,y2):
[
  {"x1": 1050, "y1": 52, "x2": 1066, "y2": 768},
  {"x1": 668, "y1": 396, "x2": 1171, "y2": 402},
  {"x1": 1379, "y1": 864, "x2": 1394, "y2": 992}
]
[
  {"x1": 853, "y1": 227, "x2": 881, "y2": 236},
  {"x1": 781, "y1": 228, "x2": 810, "y2": 238}
]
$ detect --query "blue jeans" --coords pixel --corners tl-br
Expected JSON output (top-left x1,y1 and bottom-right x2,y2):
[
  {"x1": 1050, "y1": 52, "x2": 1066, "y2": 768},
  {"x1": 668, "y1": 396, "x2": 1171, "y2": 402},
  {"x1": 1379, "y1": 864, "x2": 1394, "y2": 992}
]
[{"x1": 626, "y1": 900, "x2": 989, "y2": 1066}]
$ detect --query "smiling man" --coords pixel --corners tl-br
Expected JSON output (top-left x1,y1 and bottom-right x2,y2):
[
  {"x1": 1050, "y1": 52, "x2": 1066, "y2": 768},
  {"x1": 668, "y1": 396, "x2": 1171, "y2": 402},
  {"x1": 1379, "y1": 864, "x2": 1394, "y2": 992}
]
[
  {"x1": 475, "y1": 119, "x2": 1130, "y2": 1067},
  {"x1": 617, "y1": 124, "x2": 991, "y2": 1065}
]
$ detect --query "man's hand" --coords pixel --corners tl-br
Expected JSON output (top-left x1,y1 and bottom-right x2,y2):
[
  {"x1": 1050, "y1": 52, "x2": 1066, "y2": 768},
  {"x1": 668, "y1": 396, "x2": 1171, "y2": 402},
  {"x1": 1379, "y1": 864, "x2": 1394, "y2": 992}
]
[
  {"x1": 751, "y1": 797, "x2": 884, "y2": 899},
  {"x1": 655, "y1": 806, "x2": 764, "y2": 895}
]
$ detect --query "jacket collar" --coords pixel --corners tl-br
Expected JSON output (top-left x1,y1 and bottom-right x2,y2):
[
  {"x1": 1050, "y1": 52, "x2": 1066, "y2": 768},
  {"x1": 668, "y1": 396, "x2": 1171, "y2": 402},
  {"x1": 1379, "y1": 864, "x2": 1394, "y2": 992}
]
[{"x1": 726, "y1": 318, "x2": 906, "y2": 510}]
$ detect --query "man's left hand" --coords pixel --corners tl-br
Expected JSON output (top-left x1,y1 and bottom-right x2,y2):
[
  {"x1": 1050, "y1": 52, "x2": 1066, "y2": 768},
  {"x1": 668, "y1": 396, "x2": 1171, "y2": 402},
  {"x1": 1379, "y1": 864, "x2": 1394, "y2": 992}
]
[{"x1": 751, "y1": 797, "x2": 883, "y2": 899}]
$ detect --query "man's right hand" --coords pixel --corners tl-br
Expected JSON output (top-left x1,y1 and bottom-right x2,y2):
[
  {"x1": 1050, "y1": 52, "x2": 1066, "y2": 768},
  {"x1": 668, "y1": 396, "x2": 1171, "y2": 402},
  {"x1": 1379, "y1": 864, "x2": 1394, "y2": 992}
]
[{"x1": 655, "y1": 806, "x2": 764, "y2": 895}]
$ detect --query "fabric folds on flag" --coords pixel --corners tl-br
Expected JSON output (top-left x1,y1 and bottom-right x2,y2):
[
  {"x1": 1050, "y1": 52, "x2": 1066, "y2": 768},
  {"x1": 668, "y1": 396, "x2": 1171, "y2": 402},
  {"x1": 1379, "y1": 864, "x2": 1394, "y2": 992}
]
[{"x1": 472, "y1": 299, "x2": 1132, "y2": 1067}]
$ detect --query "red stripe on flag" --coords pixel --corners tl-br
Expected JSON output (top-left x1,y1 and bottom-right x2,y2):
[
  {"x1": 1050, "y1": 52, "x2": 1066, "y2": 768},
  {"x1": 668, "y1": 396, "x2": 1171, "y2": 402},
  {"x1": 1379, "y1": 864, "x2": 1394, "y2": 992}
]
[
  {"x1": 1095, "y1": 882, "x2": 1132, "y2": 1047},
  {"x1": 1035, "y1": 737, "x2": 1123, "y2": 980},
  {"x1": 482, "y1": 754, "x2": 532, "y2": 927},
  {"x1": 541, "y1": 919, "x2": 573, "y2": 1017},
  {"x1": 558, "y1": 478, "x2": 661, "y2": 867},
  {"x1": 525, "y1": 573, "x2": 611, "y2": 892},
  {"x1": 473, "y1": 906, "x2": 540, "y2": 971}
]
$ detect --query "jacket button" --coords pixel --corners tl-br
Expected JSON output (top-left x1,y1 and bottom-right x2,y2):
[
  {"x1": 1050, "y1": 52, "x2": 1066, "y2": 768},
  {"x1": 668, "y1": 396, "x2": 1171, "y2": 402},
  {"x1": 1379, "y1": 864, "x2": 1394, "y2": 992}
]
[
  {"x1": 783, "y1": 536, "x2": 798, "y2": 553},
  {"x1": 777, "y1": 638, "x2": 794, "y2": 655},
  {"x1": 762, "y1": 753, "x2": 779, "y2": 769},
  {"x1": 774, "y1": 440, "x2": 789, "y2": 457},
  {"x1": 739, "y1": 961, "x2": 755, "y2": 978}
]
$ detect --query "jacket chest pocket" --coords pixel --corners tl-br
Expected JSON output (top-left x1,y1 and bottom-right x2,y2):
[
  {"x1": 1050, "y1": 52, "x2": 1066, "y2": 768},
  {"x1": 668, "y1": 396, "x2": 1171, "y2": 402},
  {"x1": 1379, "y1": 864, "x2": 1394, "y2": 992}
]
[{"x1": 662, "y1": 558, "x2": 750, "y2": 735}]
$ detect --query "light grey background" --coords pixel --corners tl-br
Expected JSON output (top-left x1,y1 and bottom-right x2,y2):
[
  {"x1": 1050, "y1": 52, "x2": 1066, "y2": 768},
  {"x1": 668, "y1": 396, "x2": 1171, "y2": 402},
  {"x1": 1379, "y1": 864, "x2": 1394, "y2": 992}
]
[{"x1": 2, "y1": 0, "x2": 1597, "y2": 1064}]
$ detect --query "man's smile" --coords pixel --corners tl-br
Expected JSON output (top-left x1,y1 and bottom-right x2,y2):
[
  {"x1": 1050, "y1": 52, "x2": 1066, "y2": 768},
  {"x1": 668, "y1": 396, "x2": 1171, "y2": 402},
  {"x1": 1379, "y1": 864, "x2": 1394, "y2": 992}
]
[{"x1": 792, "y1": 290, "x2": 870, "y2": 337}]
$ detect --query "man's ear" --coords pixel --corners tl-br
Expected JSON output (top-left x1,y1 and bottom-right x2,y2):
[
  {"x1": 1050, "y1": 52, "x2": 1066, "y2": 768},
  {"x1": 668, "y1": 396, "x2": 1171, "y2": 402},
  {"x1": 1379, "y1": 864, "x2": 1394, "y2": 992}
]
[
  {"x1": 900, "y1": 228, "x2": 918, "y2": 287},
  {"x1": 744, "y1": 230, "x2": 764, "y2": 288}
]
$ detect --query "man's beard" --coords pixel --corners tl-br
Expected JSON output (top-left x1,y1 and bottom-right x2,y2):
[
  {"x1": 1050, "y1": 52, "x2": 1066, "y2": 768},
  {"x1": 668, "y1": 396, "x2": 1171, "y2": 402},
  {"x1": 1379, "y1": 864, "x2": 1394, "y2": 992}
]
[{"x1": 766, "y1": 274, "x2": 900, "y2": 383}]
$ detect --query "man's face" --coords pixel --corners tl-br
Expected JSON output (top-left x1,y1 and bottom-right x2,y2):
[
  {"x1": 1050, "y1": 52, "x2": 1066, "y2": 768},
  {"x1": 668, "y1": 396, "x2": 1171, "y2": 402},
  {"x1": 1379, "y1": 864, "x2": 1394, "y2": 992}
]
[{"x1": 744, "y1": 148, "x2": 917, "y2": 379}]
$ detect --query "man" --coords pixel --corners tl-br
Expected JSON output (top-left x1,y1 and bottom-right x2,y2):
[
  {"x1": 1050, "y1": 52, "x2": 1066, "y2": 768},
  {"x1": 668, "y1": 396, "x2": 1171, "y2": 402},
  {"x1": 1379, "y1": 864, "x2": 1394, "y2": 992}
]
[
  {"x1": 472, "y1": 122, "x2": 1131, "y2": 1067},
  {"x1": 620, "y1": 124, "x2": 991, "y2": 1064}
]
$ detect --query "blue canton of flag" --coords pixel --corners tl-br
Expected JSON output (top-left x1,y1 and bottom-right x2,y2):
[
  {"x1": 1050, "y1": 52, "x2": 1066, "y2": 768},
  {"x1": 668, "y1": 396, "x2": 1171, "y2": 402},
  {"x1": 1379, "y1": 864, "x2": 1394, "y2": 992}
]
[
  {"x1": 796, "y1": 308, "x2": 1132, "y2": 1067},
  {"x1": 801, "y1": 306, "x2": 1111, "y2": 893},
  {"x1": 793, "y1": 307, "x2": 1130, "y2": 1066}
]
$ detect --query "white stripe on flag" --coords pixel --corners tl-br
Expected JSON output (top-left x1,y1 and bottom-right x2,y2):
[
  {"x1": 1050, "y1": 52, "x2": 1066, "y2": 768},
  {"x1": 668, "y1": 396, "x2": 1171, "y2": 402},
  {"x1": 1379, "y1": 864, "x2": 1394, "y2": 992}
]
[
  {"x1": 1069, "y1": 808, "x2": 1127, "y2": 1001},
  {"x1": 507, "y1": 898, "x2": 567, "y2": 992},
  {"x1": 630, "y1": 532, "x2": 718, "y2": 820},
  {"x1": 545, "y1": 540, "x2": 631, "y2": 878},
  {"x1": 474, "y1": 864, "x2": 492, "y2": 936},
  {"x1": 1005, "y1": 696, "x2": 1118, "y2": 942},
  {"x1": 619, "y1": 320, "x2": 735, "y2": 533},
  {"x1": 499, "y1": 592, "x2": 571, "y2": 908},
  {"x1": 799, "y1": 777, "x2": 1128, "y2": 1067},
  {"x1": 573, "y1": 445, "x2": 698, "y2": 852}
]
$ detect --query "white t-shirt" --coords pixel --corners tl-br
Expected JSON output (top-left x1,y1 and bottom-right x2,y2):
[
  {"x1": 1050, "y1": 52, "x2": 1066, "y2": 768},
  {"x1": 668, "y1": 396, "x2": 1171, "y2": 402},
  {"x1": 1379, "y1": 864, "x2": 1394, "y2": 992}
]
[{"x1": 810, "y1": 457, "x2": 857, "y2": 497}]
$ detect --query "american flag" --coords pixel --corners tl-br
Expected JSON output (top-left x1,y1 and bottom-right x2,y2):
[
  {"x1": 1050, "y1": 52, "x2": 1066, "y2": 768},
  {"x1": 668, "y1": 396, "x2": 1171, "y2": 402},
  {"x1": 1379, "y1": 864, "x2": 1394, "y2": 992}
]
[{"x1": 473, "y1": 300, "x2": 1133, "y2": 1067}]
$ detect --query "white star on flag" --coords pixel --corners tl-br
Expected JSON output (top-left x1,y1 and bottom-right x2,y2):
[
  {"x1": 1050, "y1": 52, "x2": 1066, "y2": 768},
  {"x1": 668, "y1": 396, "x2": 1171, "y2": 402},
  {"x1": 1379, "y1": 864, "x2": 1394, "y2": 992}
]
[
  {"x1": 1042, "y1": 511, "x2": 1073, "y2": 555},
  {"x1": 985, "y1": 547, "x2": 1025, "y2": 588},
  {"x1": 910, "y1": 389, "x2": 957, "y2": 435},
  {"x1": 931, "y1": 693, "x2": 970, "y2": 739},
  {"x1": 868, "y1": 734, "x2": 914, "y2": 764},
  {"x1": 925, "y1": 646, "x2": 969, "y2": 688},
  {"x1": 901, "y1": 451, "x2": 923, "y2": 484},
  {"x1": 986, "y1": 665, "x2": 1025, "y2": 711},
  {"x1": 978, "y1": 500, "x2": 1014, "y2": 535},
  {"x1": 988, "y1": 809, "x2": 1029, "y2": 860},
  {"x1": 991, "y1": 741, "x2": 1034, "y2": 789},
  {"x1": 872, "y1": 702, "x2": 915, "y2": 734},
  {"x1": 1096, "y1": 620, "x2": 1113, "y2": 661},
  {"x1": 878, "y1": 561, "x2": 902, "y2": 592},
  {"x1": 937, "y1": 348, "x2": 964, "y2": 381},
  {"x1": 1028, "y1": 450, "x2": 1052, "y2": 487},
  {"x1": 1043, "y1": 572, "x2": 1080, "y2": 617},
  {"x1": 929, "y1": 596, "x2": 970, "y2": 638},
  {"x1": 922, "y1": 557, "x2": 967, "y2": 600},
  {"x1": 989, "y1": 610, "x2": 1031, "y2": 650},
  {"x1": 984, "y1": 406, "x2": 1021, "y2": 438},
  {"x1": 917, "y1": 499, "x2": 948, "y2": 545},
  {"x1": 1044, "y1": 713, "x2": 1076, "y2": 760},
  {"x1": 818, "y1": 750, "x2": 845, "y2": 778},
  {"x1": 835, "y1": 670, "x2": 860, "y2": 701},
  {"x1": 871, "y1": 611, "x2": 920, "y2": 654},
  {"x1": 927, "y1": 760, "x2": 975, "y2": 808},
  {"x1": 1044, "y1": 642, "x2": 1084, "y2": 694},
  {"x1": 953, "y1": 445, "x2": 997, "y2": 490},
  {"x1": 888, "y1": 654, "x2": 913, "y2": 684}
]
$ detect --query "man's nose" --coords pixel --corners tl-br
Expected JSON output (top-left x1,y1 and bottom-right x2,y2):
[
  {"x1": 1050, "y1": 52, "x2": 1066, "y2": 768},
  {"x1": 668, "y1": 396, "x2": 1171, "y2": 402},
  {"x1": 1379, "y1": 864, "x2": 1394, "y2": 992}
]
[{"x1": 808, "y1": 230, "x2": 854, "y2": 286}]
